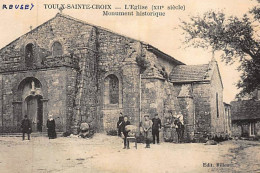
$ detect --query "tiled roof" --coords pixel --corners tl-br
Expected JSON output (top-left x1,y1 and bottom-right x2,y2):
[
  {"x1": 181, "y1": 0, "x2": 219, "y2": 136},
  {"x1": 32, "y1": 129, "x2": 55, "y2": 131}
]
[
  {"x1": 170, "y1": 64, "x2": 210, "y2": 82},
  {"x1": 231, "y1": 100, "x2": 260, "y2": 121}
]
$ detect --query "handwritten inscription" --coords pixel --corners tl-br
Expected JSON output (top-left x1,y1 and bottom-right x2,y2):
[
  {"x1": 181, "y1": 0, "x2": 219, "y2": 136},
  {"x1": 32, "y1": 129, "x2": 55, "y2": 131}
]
[{"x1": 2, "y1": 4, "x2": 34, "y2": 10}]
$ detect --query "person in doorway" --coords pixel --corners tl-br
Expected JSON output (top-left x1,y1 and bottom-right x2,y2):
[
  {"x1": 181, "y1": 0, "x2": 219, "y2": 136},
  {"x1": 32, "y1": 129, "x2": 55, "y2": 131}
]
[
  {"x1": 152, "y1": 114, "x2": 162, "y2": 144},
  {"x1": 47, "y1": 114, "x2": 56, "y2": 139},
  {"x1": 21, "y1": 115, "x2": 32, "y2": 140},
  {"x1": 117, "y1": 112, "x2": 124, "y2": 137},
  {"x1": 120, "y1": 116, "x2": 131, "y2": 149},
  {"x1": 142, "y1": 115, "x2": 153, "y2": 148}
]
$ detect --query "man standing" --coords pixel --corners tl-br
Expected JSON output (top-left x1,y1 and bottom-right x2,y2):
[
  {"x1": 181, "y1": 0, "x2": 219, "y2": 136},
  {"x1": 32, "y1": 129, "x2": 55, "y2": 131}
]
[
  {"x1": 152, "y1": 114, "x2": 162, "y2": 144},
  {"x1": 21, "y1": 115, "x2": 31, "y2": 140},
  {"x1": 117, "y1": 112, "x2": 124, "y2": 137},
  {"x1": 142, "y1": 115, "x2": 153, "y2": 148},
  {"x1": 176, "y1": 111, "x2": 184, "y2": 143},
  {"x1": 120, "y1": 116, "x2": 130, "y2": 149}
]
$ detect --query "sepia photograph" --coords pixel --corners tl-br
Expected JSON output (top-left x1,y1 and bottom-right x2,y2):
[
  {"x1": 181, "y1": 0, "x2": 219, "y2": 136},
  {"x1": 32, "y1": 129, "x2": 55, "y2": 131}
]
[{"x1": 0, "y1": 0, "x2": 259, "y2": 172}]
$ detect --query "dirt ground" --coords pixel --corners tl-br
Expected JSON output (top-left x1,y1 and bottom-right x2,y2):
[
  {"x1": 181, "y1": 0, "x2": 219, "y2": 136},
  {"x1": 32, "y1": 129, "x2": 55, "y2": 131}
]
[{"x1": 0, "y1": 134, "x2": 259, "y2": 173}]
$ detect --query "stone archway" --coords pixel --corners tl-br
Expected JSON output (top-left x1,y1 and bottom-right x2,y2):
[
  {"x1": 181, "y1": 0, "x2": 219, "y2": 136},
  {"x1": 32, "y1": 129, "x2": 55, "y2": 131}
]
[{"x1": 14, "y1": 77, "x2": 48, "y2": 132}]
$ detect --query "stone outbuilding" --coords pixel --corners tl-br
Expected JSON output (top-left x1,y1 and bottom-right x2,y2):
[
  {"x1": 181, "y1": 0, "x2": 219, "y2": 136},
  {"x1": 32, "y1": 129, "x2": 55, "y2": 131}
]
[
  {"x1": 231, "y1": 90, "x2": 260, "y2": 139},
  {"x1": 0, "y1": 13, "x2": 227, "y2": 141}
]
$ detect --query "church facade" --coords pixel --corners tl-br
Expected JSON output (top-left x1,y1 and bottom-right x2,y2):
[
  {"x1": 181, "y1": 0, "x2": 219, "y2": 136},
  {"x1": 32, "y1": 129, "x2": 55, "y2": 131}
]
[{"x1": 0, "y1": 13, "x2": 226, "y2": 141}]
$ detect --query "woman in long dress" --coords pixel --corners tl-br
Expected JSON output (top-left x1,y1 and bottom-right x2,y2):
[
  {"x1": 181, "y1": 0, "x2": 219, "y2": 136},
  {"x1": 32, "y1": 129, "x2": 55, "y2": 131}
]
[{"x1": 47, "y1": 114, "x2": 56, "y2": 139}]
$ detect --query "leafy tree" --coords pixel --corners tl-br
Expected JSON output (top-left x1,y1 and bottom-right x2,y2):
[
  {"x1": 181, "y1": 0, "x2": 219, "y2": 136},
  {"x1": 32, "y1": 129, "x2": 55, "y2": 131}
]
[{"x1": 180, "y1": 6, "x2": 260, "y2": 97}]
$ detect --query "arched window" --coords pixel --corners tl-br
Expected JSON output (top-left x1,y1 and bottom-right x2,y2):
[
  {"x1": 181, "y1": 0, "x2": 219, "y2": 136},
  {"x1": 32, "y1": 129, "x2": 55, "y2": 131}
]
[
  {"x1": 25, "y1": 43, "x2": 34, "y2": 67},
  {"x1": 52, "y1": 42, "x2": 63, "y2": 57},
  {"x1": 104, "y1": 74, "x2": 119, "y2": 105}
]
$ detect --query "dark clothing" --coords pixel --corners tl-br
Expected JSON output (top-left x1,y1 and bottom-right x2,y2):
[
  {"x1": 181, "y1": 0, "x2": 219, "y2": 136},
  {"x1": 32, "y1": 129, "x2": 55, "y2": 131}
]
[
  {"x1": 47, "y1": 119, "x2": 56, "y2": 139},
  {"x1": 152, "y1": 129, "x2": 160, "y2": 144},
  {"x1": 123, "y1": 135, "x2": 129, "y2": 148},
  {"x1": 120, "y1": 120, "x2": 131, "y2": 134},
  {"x1": 21, "y1": 118, "x2": 32, "y2": 133},
  {"x1": 175, "y1": 121, "x2": 184, "y2": 143},
  {"x1": 152, "y1": 118, "x2": 161, "y2": 144},
  {"x1": 21, "y1": 118, "x2": 31, "y2": 140},
  {"x1": 120, "y1": 121, "x2": 130, "y2": 148},
  {"x1": 117, "y1": 116, "x2": 124, "y2": 136},
  {"x1": 152, "y1": 118, "x2": 162, "y2": 130}
]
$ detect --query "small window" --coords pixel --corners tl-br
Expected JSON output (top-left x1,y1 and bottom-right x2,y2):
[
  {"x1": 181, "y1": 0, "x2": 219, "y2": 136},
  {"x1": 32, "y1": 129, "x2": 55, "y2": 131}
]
[
  {"x1": 109, "y1": 75, "x2": 119, "y2": 104},
  {"x1": 104, "y1": 74, "x2": 119, "y2": 105},
  {"x1": 216, "y1": 92, "x2": 219, "y2": 118},
  {"x1": 25, "y1": 43, "x2": 34, "y2": 67},
  {"x1": 52, "y1": 42, "x2": 63, "y2": 56}
]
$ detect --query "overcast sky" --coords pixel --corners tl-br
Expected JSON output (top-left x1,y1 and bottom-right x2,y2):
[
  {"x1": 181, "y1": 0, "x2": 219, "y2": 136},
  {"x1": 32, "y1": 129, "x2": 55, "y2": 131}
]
[{"x1": 0, "y1": 0, "x2": 258, "y2": 103}]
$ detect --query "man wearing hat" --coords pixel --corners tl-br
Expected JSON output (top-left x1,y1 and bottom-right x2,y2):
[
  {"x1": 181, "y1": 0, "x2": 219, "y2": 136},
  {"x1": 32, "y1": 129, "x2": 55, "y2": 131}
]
[
  {"x1": 142, "y1": 115, "x2": 153, "y2": 148},
  {"x1": 21, "y1": 115, "x2": 32, "y2": 140}
]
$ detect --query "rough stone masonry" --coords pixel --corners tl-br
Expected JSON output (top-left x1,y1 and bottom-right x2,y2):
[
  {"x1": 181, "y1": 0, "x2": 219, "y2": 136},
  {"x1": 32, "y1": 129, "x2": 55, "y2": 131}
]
[{"x1": 0, "y1": 13, "x2": 226, "y2": 142}]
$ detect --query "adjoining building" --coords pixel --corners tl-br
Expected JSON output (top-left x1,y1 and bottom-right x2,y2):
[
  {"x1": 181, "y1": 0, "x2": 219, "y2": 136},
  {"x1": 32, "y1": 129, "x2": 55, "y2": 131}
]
[
  {"x1": 231, "y1": 90, "x2": 260, "y2": 139},
  {"x1": 0, "y1": 13, "x2": 227, "y2": 141}
]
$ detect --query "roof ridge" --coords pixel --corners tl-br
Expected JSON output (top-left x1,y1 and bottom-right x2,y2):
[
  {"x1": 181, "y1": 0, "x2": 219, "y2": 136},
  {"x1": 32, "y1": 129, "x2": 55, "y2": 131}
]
[
  {"x1": 176, "y1": 64, "x2": 209, "y2": 67},
  {"x1": 57, "y1": 13, "x2": 148, "y2": 44},
  {"x1": 0, "y1": 12, "x2": 184, "y2": 65}
]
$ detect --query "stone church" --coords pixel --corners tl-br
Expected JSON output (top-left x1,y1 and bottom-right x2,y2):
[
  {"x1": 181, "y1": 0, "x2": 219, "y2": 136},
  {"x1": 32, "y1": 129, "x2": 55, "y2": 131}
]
[{"x1": 0, "y1": 13, "x2": 226, "y2": 141}]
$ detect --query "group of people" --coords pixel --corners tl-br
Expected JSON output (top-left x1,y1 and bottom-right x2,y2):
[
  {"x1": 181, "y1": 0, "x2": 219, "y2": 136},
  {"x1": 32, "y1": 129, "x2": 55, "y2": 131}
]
[
  {"x1": 117, "y1": 112, "x2": 185, "y2": 149},
  {"x1": 21, "y1": 114, "x2": 57, "y2": 140}
]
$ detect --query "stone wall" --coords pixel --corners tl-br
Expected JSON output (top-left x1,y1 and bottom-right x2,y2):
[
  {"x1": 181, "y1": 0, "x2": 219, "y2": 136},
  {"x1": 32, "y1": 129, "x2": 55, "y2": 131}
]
[
  {"x1": 0, "y1": 67, "x2": 72, "y2": 133},
  {"x1": 0, "y1": 14, "x2": 96, "y2": 133},
  {"x1": 72, "y1": 27, "x2": 98, "y2": 134},
  {"x1": 0, "y1": 74, "x2": 17, "y2": 132},
  {"x1": 0, "y1": 14, "x2": 87, "y2": 73},
  {"x1": 96, "y1": 28, "x2": 142, "y2": 133},
  {"x1": 177, "y1": 84, "x2": 195, "y2": 141},
  {"x1": 192, "y1": 82, "x2": 212, "y2": 139},
  {"x1": 210, "y1": 63, "x2": 225, "y2": 136}
]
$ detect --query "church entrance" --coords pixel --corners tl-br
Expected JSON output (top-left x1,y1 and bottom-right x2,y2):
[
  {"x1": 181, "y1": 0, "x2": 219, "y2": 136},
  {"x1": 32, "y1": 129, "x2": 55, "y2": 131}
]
[
  {"x1": 17, "y1": 77, "x2": 45, "y2": 133},
  {"x1": 25, "y1": 95, "x2": 43, "y2": 132}
]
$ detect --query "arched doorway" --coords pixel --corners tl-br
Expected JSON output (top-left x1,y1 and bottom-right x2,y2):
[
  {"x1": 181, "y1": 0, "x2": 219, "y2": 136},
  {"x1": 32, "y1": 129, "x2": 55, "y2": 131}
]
[
  {"x1": 25, "y1": 95, "x2": 43, "y2": 132},
  {"x1": 17, "y1": 77, "x2": 44, "y2": 132}
]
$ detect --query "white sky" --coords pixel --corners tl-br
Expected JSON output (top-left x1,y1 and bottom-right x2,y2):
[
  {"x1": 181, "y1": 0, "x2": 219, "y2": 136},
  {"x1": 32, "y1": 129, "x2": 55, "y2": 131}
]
[{"x1": 0, "y1": 0, "x2": 258, "y2": 103}]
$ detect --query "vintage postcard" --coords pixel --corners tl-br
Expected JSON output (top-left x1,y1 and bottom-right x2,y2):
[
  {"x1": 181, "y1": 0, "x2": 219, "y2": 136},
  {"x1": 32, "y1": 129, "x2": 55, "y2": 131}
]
[{"x1": 0, "y1": 0, "x2": 259, "y2": 172}]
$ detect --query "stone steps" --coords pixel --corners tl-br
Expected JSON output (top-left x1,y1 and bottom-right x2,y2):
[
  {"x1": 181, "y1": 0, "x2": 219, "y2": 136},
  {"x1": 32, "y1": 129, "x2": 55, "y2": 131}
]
[{"x1": 0, "y1": 132, "x2": 64, "y2": 137}]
